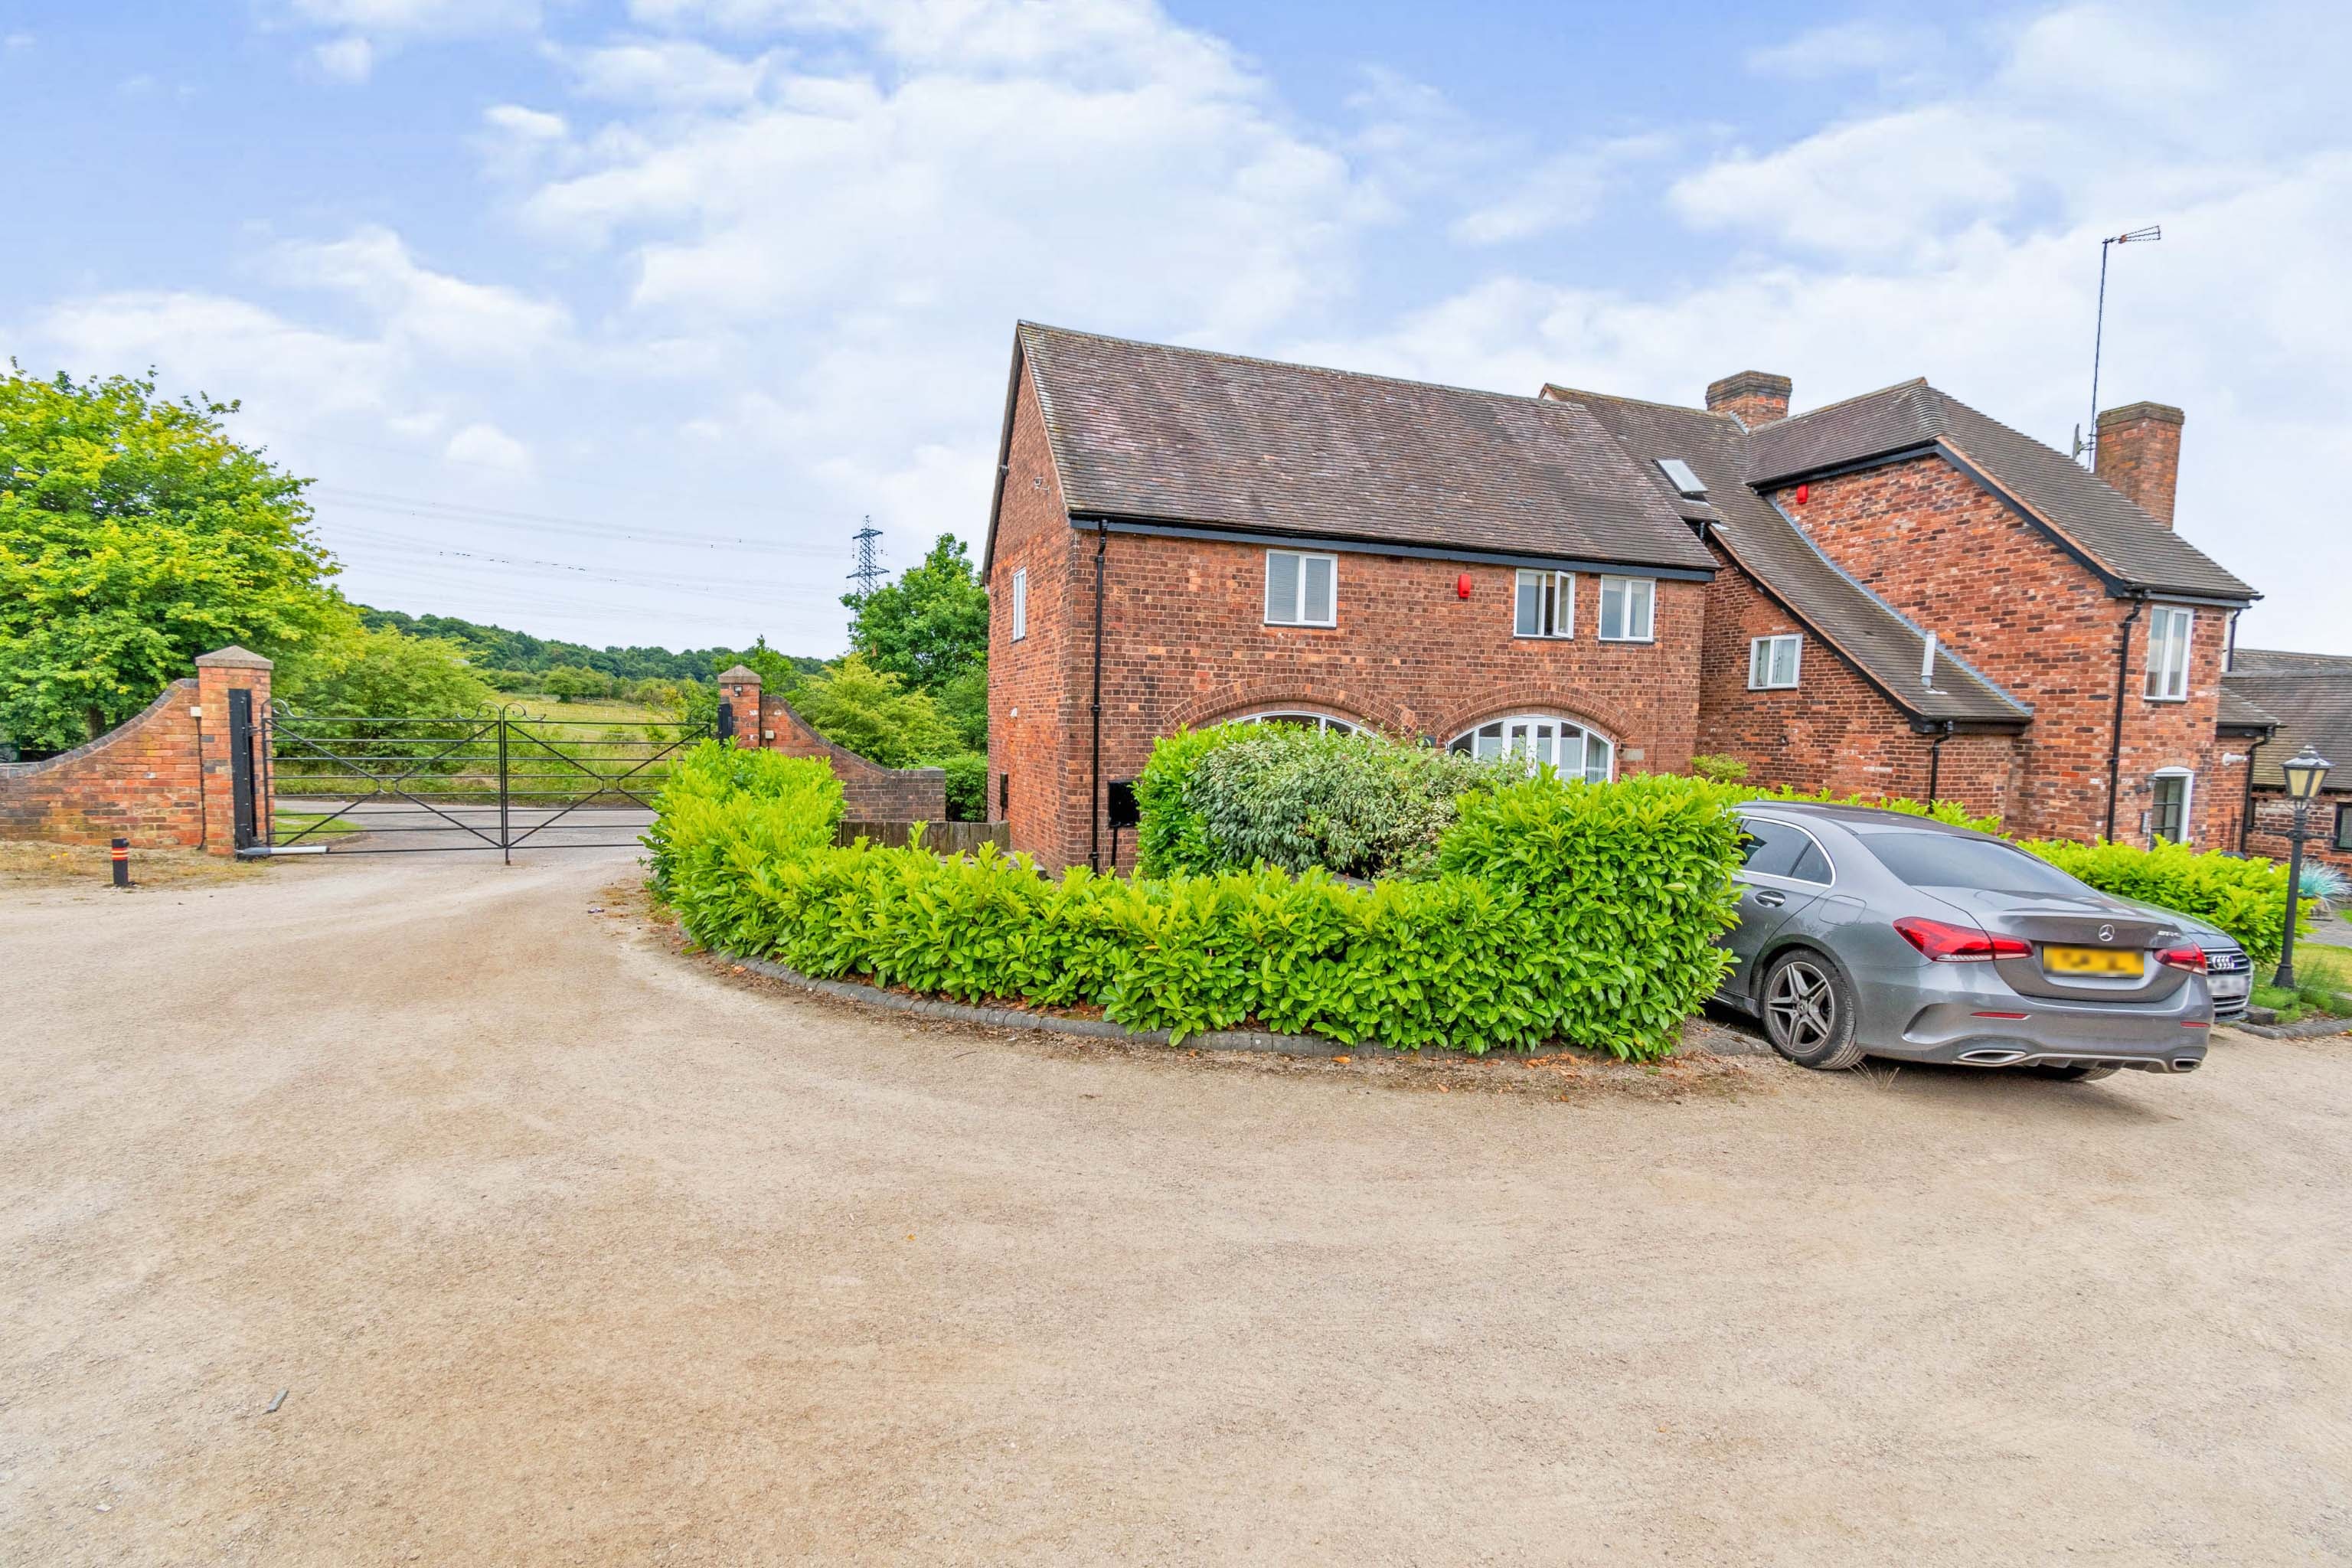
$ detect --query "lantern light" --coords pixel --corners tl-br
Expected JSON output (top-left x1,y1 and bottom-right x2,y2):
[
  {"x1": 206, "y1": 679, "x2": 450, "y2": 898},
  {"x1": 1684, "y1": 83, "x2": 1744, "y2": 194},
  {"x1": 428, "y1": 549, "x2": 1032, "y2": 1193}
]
[{"x1": 2281, "y1": 746, "x2": 2334, "y2": 802}]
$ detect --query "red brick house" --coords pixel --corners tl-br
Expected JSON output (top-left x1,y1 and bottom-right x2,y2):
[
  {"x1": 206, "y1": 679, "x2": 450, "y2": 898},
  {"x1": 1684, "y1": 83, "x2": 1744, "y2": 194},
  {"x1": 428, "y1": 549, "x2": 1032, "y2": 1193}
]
[
  {"x1": 982, "y1": 323, "x2": 2262, "y2": 872},
  {"x1": 2223, "y1": 648, "x2": 2352, "y2": 874}
]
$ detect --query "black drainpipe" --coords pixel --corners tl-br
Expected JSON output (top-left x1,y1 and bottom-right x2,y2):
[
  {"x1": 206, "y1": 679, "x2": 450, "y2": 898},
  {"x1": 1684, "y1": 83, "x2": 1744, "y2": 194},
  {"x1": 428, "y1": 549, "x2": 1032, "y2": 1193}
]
[
  {"x1": 2239, "y1": 731, "x2": 2269, "y2": 854},
  {"x1": 2102, "y1": 593, "x2": 2147, "y2": 843},
  {"x1": 1926, "y1": 720, "x2": 1953, "y2": 804},
  {"x1": 1089, "y1": 520, "x2": 1106, "y2": 874}
]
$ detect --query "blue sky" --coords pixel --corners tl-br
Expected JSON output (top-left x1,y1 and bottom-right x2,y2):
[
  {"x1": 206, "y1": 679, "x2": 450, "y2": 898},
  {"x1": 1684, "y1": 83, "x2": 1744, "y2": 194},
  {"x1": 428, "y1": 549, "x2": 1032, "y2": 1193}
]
[{"x1": 5, "y1": 1, "x2": 2347, "y2": 655}]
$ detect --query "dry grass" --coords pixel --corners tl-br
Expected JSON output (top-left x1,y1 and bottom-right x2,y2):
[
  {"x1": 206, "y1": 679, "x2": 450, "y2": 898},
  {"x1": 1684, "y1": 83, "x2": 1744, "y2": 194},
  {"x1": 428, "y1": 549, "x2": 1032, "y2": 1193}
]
[{"x1": 0, "y1": 838, "x2": 265, "y2": 887}]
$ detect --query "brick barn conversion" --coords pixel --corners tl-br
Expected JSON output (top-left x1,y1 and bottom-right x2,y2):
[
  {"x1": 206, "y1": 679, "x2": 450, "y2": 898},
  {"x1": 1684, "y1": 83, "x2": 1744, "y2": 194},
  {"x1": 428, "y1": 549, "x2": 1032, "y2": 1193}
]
[{"x1": 982, "y1": 322, "x2": 2286, "y2": 874}]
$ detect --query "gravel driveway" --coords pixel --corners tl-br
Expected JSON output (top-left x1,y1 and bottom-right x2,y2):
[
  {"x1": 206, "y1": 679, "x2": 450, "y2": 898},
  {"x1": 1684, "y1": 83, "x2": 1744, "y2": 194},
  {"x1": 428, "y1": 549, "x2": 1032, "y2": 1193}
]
[{"x1": 5, "y1": 850, "x2": 2349, "y2": 1565}]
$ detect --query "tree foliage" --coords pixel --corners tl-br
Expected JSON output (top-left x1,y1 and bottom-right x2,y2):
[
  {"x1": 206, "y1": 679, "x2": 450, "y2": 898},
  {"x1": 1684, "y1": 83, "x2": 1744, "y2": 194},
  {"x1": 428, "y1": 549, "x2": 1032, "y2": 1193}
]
[
  {"x1": 789, "y1": 654, "x2": 956, "y2": 768},
  {"x1": 278, "y1": 625, "x2": 495, "y2": 718},
  {"x1": 844, "y1": 533, "x2": 988, "y2": 701},
  {"x1": 0, "y1": 366, "x2": 355, "y2": 750}
]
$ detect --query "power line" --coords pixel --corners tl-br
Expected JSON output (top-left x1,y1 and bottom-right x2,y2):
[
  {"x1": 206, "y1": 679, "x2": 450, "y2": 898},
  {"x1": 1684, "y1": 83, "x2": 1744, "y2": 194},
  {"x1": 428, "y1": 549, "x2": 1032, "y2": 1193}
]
[{"x1": 309, "y1": 485, "x2": 841, "y2": 557}]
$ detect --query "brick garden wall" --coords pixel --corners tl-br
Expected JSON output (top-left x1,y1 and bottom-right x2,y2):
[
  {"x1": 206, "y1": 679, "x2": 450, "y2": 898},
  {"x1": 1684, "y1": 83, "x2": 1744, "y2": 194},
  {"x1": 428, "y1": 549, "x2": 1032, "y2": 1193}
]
[
  {"x1": 1770, "y1": 454, "x2": 2231, "y2": 847},
  {"x1": 0, "y1": 647, "x2": 272, "y2": 854},
  {"x1": 1693, "y1": 544, "x2": 2020, "y2": 819},
  {"x1": 716, "y1": 675, "x2": 946, "y2": 822},
  {"x1": 0, "y1": 681, "x2": 205, "y2": 848}
]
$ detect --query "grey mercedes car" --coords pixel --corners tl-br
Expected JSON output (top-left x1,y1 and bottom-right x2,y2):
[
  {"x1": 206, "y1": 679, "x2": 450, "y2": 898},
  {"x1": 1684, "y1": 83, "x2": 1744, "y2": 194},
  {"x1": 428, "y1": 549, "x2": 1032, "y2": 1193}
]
[{"x1": 1716, "y1": 803, "x2": 2216, "y2": 1080}]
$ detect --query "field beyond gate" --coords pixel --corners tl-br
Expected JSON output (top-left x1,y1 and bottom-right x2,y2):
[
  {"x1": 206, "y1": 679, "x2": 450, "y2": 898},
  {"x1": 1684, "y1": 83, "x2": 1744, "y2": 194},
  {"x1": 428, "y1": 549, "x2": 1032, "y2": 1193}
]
[{"x1": 264, "y1": 705, "x2": 711, "y2": 859}]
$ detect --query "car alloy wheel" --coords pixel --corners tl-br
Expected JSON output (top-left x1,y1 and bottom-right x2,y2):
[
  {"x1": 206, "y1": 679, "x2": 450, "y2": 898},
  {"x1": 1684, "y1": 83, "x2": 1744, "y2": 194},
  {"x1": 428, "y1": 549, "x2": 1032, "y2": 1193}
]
[{"x1": 1761, "y1": 950, "x2": 1866, "y2": 1070}]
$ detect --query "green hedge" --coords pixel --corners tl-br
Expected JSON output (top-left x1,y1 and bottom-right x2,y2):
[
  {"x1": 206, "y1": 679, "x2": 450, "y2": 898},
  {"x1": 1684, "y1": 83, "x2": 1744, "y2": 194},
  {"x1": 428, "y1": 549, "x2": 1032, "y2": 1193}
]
[
  {"x1": 650, "y1": 743, "x2": 1743, "y2": 1058},
  {"x1": 1135, "y1": 724, "x2": 1516, "y2": 880},
  {"x1": 2020, "y1": 837, "x2": 2306, "y2": 968}
]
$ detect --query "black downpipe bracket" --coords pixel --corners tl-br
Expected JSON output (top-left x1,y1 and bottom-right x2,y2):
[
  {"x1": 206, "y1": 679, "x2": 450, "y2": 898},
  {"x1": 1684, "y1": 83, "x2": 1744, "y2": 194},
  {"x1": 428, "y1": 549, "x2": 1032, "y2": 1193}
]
[
  {"x1": 2103, "y1": 594, "x2": 2146, "y2": 843},
  {"x1": 1089, "y1": 521, "x2": 1106, "y2": 874}
]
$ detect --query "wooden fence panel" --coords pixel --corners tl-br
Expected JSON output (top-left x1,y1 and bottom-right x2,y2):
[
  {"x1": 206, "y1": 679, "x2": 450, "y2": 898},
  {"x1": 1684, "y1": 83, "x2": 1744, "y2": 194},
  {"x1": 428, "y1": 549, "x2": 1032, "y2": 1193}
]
[{"x1": 836, "y1": 820, "x2": 1010, "y2": 855}]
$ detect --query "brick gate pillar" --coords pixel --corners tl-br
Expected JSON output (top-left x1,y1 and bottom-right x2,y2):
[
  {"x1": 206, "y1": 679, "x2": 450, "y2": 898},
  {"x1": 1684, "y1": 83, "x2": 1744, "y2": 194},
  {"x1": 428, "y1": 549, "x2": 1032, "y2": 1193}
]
[
  {"x1": 717, "y1": 665, "x2": 765, "y2": 750},
  {"x1": 195, "y1": 645, "x2": 273, "y2": 856}
]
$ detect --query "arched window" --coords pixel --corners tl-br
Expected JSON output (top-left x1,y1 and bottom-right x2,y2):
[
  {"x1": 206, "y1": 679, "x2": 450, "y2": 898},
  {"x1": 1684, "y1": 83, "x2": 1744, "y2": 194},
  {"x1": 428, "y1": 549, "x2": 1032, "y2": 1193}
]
[
  {"x1": 1448, "y1": 715, "x2": 1614, "y2": 782},
  {"x1": 1236, "y1": 710, "x2": 1359, "y2": 735}
]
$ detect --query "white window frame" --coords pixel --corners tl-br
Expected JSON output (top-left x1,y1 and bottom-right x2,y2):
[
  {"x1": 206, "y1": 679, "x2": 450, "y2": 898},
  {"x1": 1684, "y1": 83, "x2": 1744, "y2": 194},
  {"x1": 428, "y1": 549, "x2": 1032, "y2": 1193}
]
[
  {"x1": 1236, "y1": 710, "x2": 1358, "y2": 735},
  {"x1": 1748, "y1": 633, "x2": 1802, "y2": 690},
  {"x1": 1447, "y1": 714, "x2": 1615, "y2": 782},
  {"x1": 2144, "y1": 605, "x2": 2193, "y2": 701},
  {"x1": 1597, "y1": 575, "x2": 1655, "y2": 643},
  {"x1": 1009, "y1": 567, "x2": 1027, "y2": 642},
  {"x1": 1514, "y1": 570, "x2": 1576, "y2": 639},
  {"x1": 1265, "y1": 550, "x2": 1338, "y2": 628},
  {"x1": 2148, "y1": 767, "x2": 2194, "y2": 846}
]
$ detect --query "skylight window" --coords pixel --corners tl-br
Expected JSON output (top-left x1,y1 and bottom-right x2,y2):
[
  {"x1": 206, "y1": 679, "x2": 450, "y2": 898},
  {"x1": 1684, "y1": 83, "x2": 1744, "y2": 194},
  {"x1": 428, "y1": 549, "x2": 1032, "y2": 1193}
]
[{"x1": 1656, "y1": 457, "x2": 1707, "y2": 498}]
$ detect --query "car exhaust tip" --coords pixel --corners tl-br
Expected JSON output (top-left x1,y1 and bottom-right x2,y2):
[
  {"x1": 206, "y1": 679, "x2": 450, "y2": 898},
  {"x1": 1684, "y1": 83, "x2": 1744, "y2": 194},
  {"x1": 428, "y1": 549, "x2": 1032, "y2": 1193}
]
[
  {"x1": 1957, "y1": 1048, "x2": 2028, "y2": 1066},
  {"x1": 2172, "y1": 1057, "x2": 2201, "y2": 1073}
]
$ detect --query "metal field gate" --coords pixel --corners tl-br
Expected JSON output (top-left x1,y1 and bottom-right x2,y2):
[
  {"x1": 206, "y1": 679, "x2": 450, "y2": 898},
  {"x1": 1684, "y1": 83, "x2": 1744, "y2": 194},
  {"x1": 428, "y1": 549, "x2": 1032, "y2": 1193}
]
[{"x1": 249, "y1": 703, "x2": 712, "y2": 860}]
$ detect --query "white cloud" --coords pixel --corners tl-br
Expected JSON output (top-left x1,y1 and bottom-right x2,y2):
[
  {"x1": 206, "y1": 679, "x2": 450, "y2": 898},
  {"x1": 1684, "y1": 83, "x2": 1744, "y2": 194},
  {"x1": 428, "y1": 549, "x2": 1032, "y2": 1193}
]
[
  {"x1": 1452, "y1": 134, "x2": 1672, "y2": 247},
  {"x1": 485, "y1": 103, "x2": 568, "y2": 142},
  {"x1": 444, "y1": 421, "x2": 534, "y2": 475},
  {"x1": 312, "y1": 35, "x2": 374, "y2": 81},
  {"x1": 567, "y1": 37, "x2": 772, "y2": 103},
  {"x1": 269, "y1": 227, "x2": 573, "y2": 364},
  {"x1": 1746, "y1": 19, "x2": 1938, "y2": 80},
  {"x1": 5, "y1": 32, "x2": 34, "y2": 50},
  {"x1": 286, "y1": 0, "x2": 541, "y2": 33}
]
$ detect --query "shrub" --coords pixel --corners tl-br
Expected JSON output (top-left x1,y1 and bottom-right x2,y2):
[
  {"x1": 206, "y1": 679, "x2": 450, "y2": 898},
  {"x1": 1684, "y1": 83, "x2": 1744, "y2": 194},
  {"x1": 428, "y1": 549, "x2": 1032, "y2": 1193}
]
[
  {"x1": 938, "y1": 752, "x2": 987, "y2": 822},
  {"x1": 1735, "y1": 783, "x2": 2003, "y2": 835},
  {"x1": 1132, "y1": 724, "x2": 1259, "y2": 877},
  {"x1": 1134, "y1": 723, "x2": 1515, "y2": 880},
  {"x1": 649, "y1": 744, "x2": 1743, "y2": 1059},
  {"x1": 2020, "y1": 837, "x2": 2308, "y2": 968},
  {"x1": 1688, "y1": 753, "x2": 1749, "y2": 783}
]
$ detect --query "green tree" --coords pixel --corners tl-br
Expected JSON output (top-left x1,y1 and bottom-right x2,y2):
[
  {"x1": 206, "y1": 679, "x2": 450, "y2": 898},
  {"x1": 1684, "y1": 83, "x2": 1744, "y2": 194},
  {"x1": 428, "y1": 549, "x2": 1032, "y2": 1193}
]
[
  {"x1": 541, "y1": 664, "x2": 612, "y2": 703},
  {"x1": 790, "y1": 654, "x2": 956, "y2": 768},
  {"x1": 844, "y1": 533, "x2": 988, "y2": 699},
  {"x1": 279, "y1": 625, "x2": 496, "y2": 717},
  {"x1": 1, "y1": 366, "x2": 355, "y2": 750}
]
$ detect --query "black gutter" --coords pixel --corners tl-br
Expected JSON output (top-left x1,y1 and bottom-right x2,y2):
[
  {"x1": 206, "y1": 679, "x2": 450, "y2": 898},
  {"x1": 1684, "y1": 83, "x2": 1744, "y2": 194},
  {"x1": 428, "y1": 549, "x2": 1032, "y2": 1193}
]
[
  {"x1": 2104, "y1": 593, "x2": 2147, "y2": 842},
  {"x1": 1089, "y1": 520, "x2": 1106, "y2": 874},
  {"x1": 1070, "y1": 514, "x2": 1715, "y2": 583}
]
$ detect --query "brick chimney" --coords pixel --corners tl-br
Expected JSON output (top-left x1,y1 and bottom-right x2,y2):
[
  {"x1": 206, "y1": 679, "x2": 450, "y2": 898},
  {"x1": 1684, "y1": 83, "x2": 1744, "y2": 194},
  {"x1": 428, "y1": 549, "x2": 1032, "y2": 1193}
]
[
  {"x1": 1706, "y1": 370, "x2": 1792, "y2": 428},
  {"x1": 2095, "y1": 401, "x2": 2184, "y2": 527}
]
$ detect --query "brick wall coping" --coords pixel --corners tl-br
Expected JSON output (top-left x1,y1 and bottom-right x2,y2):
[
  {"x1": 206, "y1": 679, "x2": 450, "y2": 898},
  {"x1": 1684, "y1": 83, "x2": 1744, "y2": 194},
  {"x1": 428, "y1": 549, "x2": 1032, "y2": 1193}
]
[
  {"x1": 194, "y1": 645, "x2": 273, "y2": 670},
  {"x1": 0, "y1": 679, "x2": 193, "y2": 779}
]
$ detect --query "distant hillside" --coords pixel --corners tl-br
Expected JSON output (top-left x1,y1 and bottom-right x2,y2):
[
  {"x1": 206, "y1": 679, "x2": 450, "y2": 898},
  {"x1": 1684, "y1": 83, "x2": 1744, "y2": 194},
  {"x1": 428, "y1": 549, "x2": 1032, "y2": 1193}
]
[{"x1": 359, "y1": 607, "x2": 827, "y2": 684}]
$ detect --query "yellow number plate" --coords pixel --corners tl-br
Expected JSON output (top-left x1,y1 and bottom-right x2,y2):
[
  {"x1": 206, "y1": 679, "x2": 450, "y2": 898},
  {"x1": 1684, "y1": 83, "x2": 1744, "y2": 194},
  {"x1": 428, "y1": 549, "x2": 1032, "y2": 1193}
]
[{"x1": 2043, "y1": 946, "x2": 2144, "y2": 975}]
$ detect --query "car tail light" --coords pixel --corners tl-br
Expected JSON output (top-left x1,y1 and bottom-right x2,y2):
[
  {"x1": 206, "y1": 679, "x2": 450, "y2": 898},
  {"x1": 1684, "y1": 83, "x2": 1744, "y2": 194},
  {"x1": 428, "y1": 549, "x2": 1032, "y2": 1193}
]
[
  {"x1": 1894, "y1": 916, "x2": 2030, "y2": 962},
  {"x1": 2158, "y1": 946, "x2": 2207, "y2": 973}
]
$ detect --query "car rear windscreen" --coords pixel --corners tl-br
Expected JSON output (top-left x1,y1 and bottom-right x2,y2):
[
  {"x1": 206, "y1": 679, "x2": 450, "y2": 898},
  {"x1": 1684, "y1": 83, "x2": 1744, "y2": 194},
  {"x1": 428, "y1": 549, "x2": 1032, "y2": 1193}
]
[{"x1": 1860, "y1": 831, "x2": 2089, "y2": 895}]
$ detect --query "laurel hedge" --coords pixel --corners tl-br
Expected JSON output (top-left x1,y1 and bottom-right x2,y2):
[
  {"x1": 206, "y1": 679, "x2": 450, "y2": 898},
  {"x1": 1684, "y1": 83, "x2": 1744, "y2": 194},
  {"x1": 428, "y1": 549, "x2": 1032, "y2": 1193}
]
[{"x1": 647, "y1": 742, "x2": 1743, "y2": 1058}]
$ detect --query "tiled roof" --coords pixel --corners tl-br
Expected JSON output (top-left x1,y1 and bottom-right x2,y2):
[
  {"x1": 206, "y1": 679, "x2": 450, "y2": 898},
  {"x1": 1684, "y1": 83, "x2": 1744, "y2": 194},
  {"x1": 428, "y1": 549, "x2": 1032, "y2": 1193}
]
[
  {"x1": 1548, "y1": 385, "x2": 2030, "y2": 727},
  {"x1": 2217, "y1": 686, "x2": 2278, "y2": 731},
  {"x1": 1014, "y1": 323, "x2": 1716, "y2": 571},
  {"x1": 2224, "y1": 650, "x2": 2352, "y2": 789},
  {"x1": 1745, "y1": 382, "x2": 2254, "y2": 603}
]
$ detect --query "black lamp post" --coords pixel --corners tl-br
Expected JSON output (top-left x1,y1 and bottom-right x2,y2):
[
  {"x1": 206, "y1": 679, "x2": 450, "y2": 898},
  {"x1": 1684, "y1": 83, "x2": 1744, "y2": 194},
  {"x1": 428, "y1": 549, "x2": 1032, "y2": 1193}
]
[{"x1": 2272, "y1": 745, "x2": 2333, "y2": 990}]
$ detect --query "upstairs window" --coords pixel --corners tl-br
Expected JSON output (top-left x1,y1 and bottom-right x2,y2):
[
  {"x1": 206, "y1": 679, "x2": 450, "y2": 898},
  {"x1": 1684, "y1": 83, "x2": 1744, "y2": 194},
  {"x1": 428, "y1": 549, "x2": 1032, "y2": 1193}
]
[
  {"x1": 1656, "y1": 457, "x2": 1707, "y2": 498},
  {"x1": 1514, "y1": 570, "x2": 1575, "y2": 638},
  {"x1": 1010, "y1": 567, "x2": 1027, "y2": 642},
  {"x1": 1598, "y1": 575, "x2": 1655, "y2": 642},
  {"x1": 2145, "y1": 605, "x2": 2194, "y2": 701},
  {"x1": 1266, "y1": 550, "x2": 1337, "y2": 627},
  {"x1": 1748, "y1": 634, "x2": 1802, "y2": 690}
]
